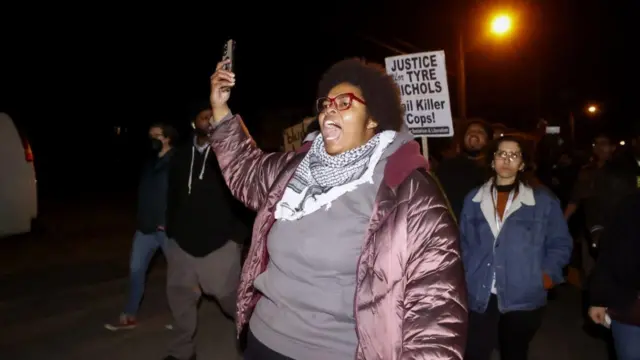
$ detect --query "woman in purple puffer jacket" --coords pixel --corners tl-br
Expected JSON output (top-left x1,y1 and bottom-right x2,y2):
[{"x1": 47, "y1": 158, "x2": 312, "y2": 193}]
[{"x1": 207, "y1": 58, "x2": 467, "y2": 360}]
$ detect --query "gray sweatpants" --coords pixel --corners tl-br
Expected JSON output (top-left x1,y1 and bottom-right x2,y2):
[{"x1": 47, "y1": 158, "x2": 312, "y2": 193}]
[{"x1": 166, "y1": 239, "x2": 241, "y2": 359}]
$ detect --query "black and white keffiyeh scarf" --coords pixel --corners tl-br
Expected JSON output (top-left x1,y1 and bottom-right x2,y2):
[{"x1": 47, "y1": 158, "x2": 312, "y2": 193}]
[{"x1": 274, "y1": 130, "x2": 396, "y2": 221}]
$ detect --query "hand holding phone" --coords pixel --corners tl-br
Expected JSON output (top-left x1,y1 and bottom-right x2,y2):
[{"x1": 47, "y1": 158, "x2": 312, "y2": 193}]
[
  {"x1": 210, "y1": 61, "x2": 234, "y2": 113},
  {"x1": 210, "y1": 40, "x2": 236, "y2": 123}
]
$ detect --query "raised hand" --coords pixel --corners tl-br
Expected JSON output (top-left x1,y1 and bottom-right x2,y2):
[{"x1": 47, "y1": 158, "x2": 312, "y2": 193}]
[{"x1": 210, "y1": 60, "x2": 235, "y2": 123}]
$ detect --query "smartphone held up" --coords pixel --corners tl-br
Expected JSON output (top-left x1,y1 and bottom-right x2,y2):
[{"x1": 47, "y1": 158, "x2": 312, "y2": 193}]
[
  {"x1": 222, "y1": 39, "x2": 235, "y2": 72},
  {"x1": 220, "y1": 39, "x2": 235, "y2": 93}
]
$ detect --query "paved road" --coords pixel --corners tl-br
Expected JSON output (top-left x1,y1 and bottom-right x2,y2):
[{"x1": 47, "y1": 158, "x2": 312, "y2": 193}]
[
  {"x1": 0, "y1": 196, "x2": 610, "y2": 360},
  {"x1": 0, "y1": 268, "x2": 609, "y2": 360},
  {"x1": 0, "y1": 269, "x2": 241, "y2": 360}
]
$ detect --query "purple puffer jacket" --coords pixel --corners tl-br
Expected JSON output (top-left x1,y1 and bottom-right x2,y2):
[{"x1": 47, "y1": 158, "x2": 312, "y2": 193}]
[{"x1": 208, "y1": 115, "x2": 468, "y2": 360}]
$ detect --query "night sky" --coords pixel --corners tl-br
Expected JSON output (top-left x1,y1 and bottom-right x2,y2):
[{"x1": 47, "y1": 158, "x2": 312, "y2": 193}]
[{"x1": 0, "y1": 0, "x2": 636, "y2": 196}]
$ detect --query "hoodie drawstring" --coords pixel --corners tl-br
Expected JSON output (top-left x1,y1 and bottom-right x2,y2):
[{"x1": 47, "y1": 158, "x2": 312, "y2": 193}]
[
  {"x1": 199, "y1": 147, "x2": 210, "y2": 180},
  {"x1": 188, "y1": 145, "x2": 211, "y2": 195}
]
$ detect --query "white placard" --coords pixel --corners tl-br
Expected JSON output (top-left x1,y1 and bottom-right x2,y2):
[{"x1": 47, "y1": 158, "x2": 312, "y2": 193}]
[{"x1": 385, "y1": 50, "x2": 454, "y2": 137}]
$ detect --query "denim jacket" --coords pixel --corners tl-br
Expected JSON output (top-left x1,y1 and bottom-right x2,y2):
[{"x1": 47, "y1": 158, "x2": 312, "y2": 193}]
[{"x1": 460, "y1": 180, "x2": 573, "y2": 313}]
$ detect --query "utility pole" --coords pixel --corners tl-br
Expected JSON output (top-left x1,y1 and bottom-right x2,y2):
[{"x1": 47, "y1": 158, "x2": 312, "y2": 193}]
[
  {"x1": 456, "y1": 0, "x2": 469, "y2": 123},
  {"x1": 457, "y1": 31, "x2": 467, "y2": 122}
]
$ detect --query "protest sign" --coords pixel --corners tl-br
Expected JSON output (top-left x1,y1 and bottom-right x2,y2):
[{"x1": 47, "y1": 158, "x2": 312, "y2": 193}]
[
  {"x1": 385, "y1": 51, "x2": 454, "y2": 137},
  {"x1": 283, "y1": 116, "x2": 315, "y2": 151}
]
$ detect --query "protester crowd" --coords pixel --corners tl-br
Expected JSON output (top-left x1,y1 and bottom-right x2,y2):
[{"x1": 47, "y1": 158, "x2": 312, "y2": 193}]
[{"x1": 105, "y1": 57, "x2": 640, "y2": 360}]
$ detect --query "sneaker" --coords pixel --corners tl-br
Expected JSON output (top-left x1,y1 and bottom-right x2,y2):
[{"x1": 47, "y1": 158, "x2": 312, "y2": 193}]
[{"x1": 104, "y1": 313, "x2": 137, "y2": 331}]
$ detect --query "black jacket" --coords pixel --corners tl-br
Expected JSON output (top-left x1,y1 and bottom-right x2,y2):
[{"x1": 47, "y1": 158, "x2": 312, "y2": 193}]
[
  {"x1": 435, "y1": 154, "x2": 488, "y2": 221},
  {"x1": 588, "y1": 157, "x2": 639, "y2": 233},
  {"x1": 136, "y1": 150, "x2": 174, "y2": 234},
  {"x1": 166, "y1": 141, "x2": 248, "y2": 257},
  {"x1": 590, "y1": 190, "x2": 640, "y2": 324}
]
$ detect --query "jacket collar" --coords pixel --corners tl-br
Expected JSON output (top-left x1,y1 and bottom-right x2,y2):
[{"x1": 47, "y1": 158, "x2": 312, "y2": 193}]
[
  {"x1": 472, "y1": 179, "x2": 535, "y2": 206},
  {"x1": 296, "y1": 142, "x2": 312, "y2": 154},
  {"x1": 296, "y1": 140, "x2": 428, "y2": 189},
  {"x1": 472, "y1": 179, "x2": 535, "y2": 238}
]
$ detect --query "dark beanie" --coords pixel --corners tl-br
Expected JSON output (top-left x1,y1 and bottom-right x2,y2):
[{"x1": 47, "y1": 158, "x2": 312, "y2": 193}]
[{"x1": 464, "y1": 119, "x2": 494, "y2": 140}]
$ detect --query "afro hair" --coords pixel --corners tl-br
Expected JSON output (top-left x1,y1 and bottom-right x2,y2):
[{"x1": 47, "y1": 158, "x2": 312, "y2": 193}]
[{"x1": 317, "y1": 58, "x2": 404, "y2": 133}]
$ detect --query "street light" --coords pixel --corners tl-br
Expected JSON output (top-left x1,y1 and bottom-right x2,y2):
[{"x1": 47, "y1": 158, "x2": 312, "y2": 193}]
[
  {"x1": 570, "y1": 104, "x2": 601, "y2": 145},
  {"x1": 490, "y1": 14, "x2": 513, "y2": 36}
]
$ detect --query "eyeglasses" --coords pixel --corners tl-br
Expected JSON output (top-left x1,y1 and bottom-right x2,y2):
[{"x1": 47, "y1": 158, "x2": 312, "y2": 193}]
[
  {"x1": 494, "y1": 150, "x2": 522, "y2": 162},
  {"x1": 316, "y1": 93, "x2": 366, "y2": 113}
]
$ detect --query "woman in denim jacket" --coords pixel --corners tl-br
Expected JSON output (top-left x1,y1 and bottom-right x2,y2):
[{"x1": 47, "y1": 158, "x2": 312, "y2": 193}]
[{"x1": 460, "y1": 136, "x2": 573, "y2": 360}]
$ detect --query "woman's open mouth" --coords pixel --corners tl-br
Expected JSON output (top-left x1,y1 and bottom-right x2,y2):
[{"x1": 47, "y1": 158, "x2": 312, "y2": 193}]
[{"x1": 322, "y1": 119, "x2": 342, "y2": 141}]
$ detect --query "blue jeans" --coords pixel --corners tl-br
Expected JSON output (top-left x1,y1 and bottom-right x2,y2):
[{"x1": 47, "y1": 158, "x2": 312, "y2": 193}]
[
  {"x1": 124, "y1": 230, "x2": 167, "y2": 316},
  {"x1": 612, "y1": 320, "x2": 640, "y2": 360}
]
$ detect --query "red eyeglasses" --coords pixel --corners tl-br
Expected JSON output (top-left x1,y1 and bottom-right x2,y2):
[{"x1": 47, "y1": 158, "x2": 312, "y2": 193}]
[{"x1": 316, "y1": 93, "x2": 366, "y2": 113}]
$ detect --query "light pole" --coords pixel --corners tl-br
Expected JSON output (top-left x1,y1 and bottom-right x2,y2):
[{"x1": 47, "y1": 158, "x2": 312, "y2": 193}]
[
  {"x1": 457, "y1": 32, "x2": 467, "y2": 121},
  {"x1": 457, "y1": 12, "x2": 514, "y2": 122}
]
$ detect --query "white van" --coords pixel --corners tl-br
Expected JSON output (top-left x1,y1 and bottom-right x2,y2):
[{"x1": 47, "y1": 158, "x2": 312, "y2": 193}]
[{"x1": 0, "y1": 113, "x2": 37, "y2": 237}]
